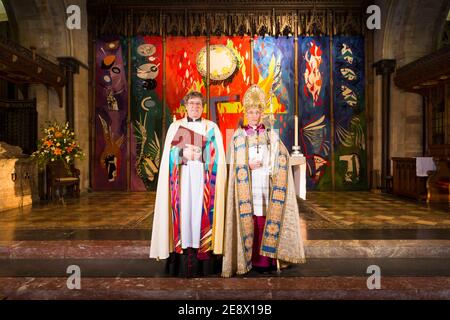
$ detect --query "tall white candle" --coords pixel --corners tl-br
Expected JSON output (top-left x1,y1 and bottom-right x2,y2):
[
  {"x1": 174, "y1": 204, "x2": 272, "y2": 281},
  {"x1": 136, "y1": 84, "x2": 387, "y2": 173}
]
[{"x1": 294, "y1": 115, "x2": 298, "y2": 146}]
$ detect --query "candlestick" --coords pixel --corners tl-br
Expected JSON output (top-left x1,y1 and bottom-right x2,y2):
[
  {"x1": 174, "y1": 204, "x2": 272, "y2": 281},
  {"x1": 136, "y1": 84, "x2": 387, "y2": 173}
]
[
  {"x1": 269, "y1": 90, "x2": 274, "y2": 114},
  {"x1": 294, "y1": 115, "x2": 298, "y2": 146}
]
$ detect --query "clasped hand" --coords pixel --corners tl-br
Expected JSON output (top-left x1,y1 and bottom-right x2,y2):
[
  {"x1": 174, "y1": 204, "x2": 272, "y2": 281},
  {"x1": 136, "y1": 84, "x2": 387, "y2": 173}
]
[
  {"x1": 249, "y1": 158, "x2": 262, "y2": 170},
  {"x1": 182, "y1": 144, "x2": 203, "y2": 161}
]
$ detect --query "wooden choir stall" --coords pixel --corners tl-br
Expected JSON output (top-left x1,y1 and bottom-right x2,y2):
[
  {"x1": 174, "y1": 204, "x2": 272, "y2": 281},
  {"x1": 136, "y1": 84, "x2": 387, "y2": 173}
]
[{"x1": 394, "y1": 46, "x2": 450, "y2": 204}]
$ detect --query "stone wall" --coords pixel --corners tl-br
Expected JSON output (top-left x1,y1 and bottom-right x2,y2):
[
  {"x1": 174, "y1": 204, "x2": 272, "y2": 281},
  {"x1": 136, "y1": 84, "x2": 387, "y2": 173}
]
[
  {"x1": 0, "y1": 158, "x2": 38, "y2": 212},
  {"x1": 371, "y1": 0, "x2": 450, "y2": 188},
  {"x1": 0, "y1": 142, "x2": 38, "y2": 212},
  {"x1": 7, "y1": 0, "x2": 90, "y2": 192}
]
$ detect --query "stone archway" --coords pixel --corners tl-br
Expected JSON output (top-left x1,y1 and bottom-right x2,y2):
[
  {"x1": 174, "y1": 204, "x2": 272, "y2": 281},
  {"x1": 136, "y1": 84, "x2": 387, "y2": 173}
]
[{"x1": 382, "y1": 0, "x2": 449, "y2": 65}]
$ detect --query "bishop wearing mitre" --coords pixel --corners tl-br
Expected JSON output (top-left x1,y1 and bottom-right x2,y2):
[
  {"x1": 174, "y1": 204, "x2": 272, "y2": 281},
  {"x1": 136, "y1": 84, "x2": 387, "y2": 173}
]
[{"x1": 222, "y1": 85, "x2": 306, "y2": 277}]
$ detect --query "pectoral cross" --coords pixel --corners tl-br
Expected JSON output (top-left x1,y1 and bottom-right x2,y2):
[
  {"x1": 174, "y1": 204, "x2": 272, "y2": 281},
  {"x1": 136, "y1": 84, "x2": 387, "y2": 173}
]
[{"x1": 256, "y1": 132, "x2": 260, "y2": 154}]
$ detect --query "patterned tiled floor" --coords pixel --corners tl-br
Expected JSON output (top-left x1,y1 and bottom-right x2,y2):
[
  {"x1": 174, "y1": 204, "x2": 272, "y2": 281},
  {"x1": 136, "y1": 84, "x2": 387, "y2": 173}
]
[
  {"x1": 0, "y1": 192, "x2": 155, "y2": 231},
  {"x1": 1, "y1": 191, "x2": 449, "y2": 237},
  {"x1": 303, "y1": 192, "x2": 450, "y2": 229}
]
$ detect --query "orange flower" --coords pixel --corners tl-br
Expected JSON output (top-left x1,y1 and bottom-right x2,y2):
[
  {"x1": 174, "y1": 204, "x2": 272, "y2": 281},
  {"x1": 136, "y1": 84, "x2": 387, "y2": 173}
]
[
  {"x1": 53, "y1": 148, "x2": 62, "y2": 156},
  {"x1": 66, "y1": 146, "x2": 73, "y2": 153},
  {"x1": 45, "y1": 140, "x2": 53, "y2": 147},
  {"x1": 55, "y1": 132, "x2": 63, "y2": 138}
]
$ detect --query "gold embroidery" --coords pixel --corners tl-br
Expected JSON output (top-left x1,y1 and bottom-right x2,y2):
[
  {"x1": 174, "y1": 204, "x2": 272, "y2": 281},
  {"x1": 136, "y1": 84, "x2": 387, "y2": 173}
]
[
  {"x1": 267, "y1": 223, "x2": 280, "y2": 235},
  {"x1": 240, "y1": 202, "x2": 252, "y2": 214},
  {"x1": 237, "y1": 168, "x2": 248, "y2": 180},
  {"x1": 278, "y1": 155, "x2": 287, "y2": 166},
  {"x1": 273, "y1": 190, "x2": 286, "y2": 201}
]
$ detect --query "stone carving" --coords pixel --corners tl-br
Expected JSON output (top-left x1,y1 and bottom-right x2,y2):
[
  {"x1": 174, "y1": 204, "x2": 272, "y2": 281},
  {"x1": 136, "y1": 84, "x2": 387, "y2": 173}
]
[
  {"x1": 90, "y1": 1, "x2": 365, "y2": 37},
  {"x1": 0, "y1": 141, "x2": 26, "y2": 159}
]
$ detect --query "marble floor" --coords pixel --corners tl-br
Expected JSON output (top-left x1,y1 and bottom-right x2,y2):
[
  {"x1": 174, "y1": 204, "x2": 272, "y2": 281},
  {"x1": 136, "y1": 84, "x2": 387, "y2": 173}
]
[
  {"x1": 0, "y1": 191, "x2": 449, "y2": 299},
  {"x1": 2, "y1": 276, "x2": 450, "y2": 300}
]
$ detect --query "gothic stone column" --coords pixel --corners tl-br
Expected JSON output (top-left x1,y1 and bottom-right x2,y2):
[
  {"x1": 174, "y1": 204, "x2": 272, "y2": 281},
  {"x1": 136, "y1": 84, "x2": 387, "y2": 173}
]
[
  {"x1": 373, "y1": 59, "x2": 396, "y2": 192},
  {"x1": 57, "y1": 57, "x2": 82, "y2": 129}
]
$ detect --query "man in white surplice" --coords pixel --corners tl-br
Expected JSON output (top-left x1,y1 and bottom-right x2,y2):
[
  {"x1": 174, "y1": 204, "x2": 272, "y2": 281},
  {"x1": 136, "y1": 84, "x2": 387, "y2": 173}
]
[
  {"x1": 150, "y1": 91, "x2": 226, "y2": 277},
  {"x1": 179, "y1": 118, "x2": 204, "y2": 249}
]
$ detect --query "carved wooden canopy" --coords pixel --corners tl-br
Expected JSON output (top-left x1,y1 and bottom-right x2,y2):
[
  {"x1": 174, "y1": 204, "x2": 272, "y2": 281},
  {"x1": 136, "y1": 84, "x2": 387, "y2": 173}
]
[
  {"x1": 88, "y1": 0, "x2": 369, "y2": 37},
  {"x1": 0, "y1": 37, "x2": 66, "y2": 104},
  {"x1": 394, "y1": 46, "x2": 450, "y2": 93}
]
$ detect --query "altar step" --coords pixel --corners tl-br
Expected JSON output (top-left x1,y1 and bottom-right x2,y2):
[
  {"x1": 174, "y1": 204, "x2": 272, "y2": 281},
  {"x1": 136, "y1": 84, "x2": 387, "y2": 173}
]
[
  {"x1": 1, "y1": 276, "x2": 450, "y2": 300},
  {"x1": 2, "y1": 257, "x2": 450, "y2": 278},
  {"x1": 2, "y1": 240, "x2": 450, "y2": 299},
  {"x1": 1, "y1": 240, "x2": 450, "y2": 259}
]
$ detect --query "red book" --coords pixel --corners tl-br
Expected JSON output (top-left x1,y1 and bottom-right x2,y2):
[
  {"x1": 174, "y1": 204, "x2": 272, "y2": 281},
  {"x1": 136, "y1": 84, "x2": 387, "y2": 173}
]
[{"x1": 171, "y1": 125, "x2": 207, "y2": 164}]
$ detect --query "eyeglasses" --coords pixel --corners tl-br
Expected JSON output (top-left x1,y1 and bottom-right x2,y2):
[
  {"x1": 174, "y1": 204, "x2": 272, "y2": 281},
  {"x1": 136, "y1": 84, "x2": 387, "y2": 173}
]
[{"x1": 187, "y1": 102, "x2": 203, "y2": 106}]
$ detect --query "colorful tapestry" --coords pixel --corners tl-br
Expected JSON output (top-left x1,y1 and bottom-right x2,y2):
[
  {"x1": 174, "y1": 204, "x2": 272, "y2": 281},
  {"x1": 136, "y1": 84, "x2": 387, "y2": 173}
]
[
  {"x1": 130, "y1": 36, "x2": 163, "y2": 191},
  {"x1": 94, "y1": 37, "x2": 128, "y2": 190},
  {"x1": 93, "y1": 35, "x2": 367, "y2": 192},
  {"x1": 165, "y1": 36, "x2": 207, "y2": 119},
  {"x1": 253, "y1": 36, "x2": 295, "y2": 150},
  {"x1": 298, "y1": 37, "x2": 331, "y2": 190},
  {"x1": 332, "y1": 36, "x2": 367, "y2": 190},
  {"x1": 208, "y1": 36, "x2": 252, "y2": 148}
]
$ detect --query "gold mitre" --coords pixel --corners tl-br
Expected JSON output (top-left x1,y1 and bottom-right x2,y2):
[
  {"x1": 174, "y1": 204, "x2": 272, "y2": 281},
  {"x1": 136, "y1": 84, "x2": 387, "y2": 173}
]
[{"x1": 243, "y1": 84, "x2": 266, "y2": 112}]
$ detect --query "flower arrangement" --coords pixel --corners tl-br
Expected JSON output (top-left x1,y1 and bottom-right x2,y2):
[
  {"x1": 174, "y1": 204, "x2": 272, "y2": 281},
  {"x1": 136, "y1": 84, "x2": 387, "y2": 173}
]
[{"x1": 31, "y1": 121, "x2": 85, "y2": 168}]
